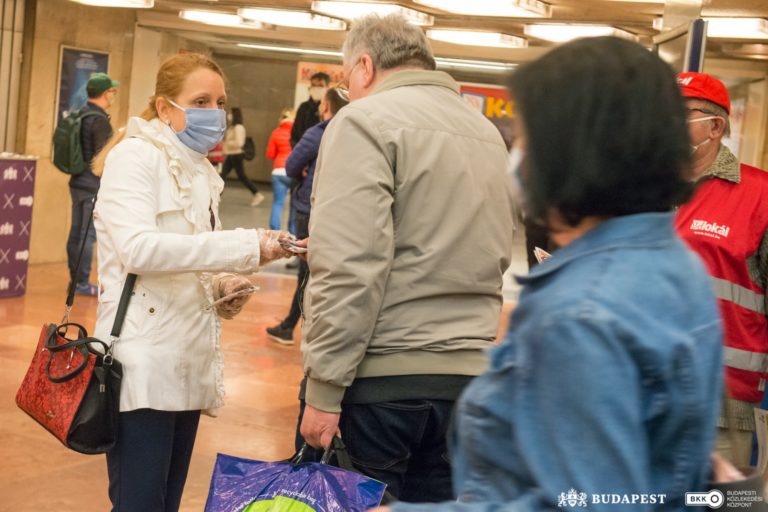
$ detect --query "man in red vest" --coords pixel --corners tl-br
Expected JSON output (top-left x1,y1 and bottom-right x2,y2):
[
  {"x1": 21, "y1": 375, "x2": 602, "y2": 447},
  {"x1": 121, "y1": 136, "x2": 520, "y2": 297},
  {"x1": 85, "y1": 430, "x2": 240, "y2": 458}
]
[{"x1": 676, "y1": 72, "x2": 768, "y2": 468}]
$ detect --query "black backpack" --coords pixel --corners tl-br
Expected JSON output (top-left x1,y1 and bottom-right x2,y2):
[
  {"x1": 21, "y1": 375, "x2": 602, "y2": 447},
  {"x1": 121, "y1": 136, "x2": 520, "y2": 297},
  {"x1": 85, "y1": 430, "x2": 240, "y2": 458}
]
[
  {"x1": 52, "y1": 110, "x2": 107, "y2": 175},
  {"x1": 242, "y1": 136, "x2": 256, "y2": 161}
]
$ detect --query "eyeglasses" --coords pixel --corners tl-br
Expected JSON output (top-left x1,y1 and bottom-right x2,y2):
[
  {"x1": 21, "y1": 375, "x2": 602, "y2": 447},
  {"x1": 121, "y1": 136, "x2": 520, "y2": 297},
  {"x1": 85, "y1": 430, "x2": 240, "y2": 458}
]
[
  {"x1": 334, "y1": 86, "x2": 349, "y2": 102},
  {"x1": 340, "y1": 59, "x2": 362, "y2": 90},
  {"x1": 686, "y1": 107, "x2": 717, "y2": 118}
]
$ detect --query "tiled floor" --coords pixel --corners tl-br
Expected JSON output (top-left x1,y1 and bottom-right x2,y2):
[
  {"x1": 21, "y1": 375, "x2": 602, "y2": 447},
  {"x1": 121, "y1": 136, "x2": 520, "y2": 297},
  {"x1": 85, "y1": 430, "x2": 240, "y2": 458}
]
[{"x1": 0, "y1": 181, "x2": 518, "y2": 511}]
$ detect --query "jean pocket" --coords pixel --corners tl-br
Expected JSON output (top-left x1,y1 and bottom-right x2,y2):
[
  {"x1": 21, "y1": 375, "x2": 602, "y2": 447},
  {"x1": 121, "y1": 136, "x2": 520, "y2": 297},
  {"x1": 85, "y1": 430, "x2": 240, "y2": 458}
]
[{"x1": 343, "y1": 402, "x2": 430, "y2": 471}]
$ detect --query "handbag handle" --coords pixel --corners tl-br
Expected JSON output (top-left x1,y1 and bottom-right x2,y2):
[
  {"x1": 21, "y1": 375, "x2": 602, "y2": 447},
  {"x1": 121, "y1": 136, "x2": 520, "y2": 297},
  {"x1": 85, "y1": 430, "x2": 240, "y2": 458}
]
[{"x1": 44, "y1": 323, "x2": 90, "y2": 383}]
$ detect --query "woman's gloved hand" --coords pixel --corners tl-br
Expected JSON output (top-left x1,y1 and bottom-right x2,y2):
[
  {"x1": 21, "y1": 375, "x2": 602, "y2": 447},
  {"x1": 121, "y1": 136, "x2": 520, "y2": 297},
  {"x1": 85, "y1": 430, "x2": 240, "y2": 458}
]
[
  {"x1": 257, "y1": 229, "x2": 293, "y2": 265},
  {"x1": 213, "y1": 274, "x2": 254, "y2": 320}
]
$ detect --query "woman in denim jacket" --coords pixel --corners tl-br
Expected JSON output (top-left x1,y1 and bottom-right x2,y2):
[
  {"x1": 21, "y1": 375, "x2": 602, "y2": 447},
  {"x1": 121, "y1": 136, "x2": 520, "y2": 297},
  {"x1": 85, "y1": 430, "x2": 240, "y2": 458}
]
[{"x1": 379, "y1": 37, "x2": 724, "y2": 512}]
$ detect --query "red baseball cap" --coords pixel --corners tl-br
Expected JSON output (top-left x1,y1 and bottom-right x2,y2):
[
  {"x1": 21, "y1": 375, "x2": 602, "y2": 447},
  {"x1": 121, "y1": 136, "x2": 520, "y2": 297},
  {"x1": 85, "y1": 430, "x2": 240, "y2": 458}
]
[{"x1": 677, "y1": 72, "x2": 730, "y2": 114}]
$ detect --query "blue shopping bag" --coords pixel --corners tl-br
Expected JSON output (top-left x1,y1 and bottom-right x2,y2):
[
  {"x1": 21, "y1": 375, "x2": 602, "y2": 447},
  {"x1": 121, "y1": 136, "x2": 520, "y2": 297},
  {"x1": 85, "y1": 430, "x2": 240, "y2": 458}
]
[{"x1": 205, "y1": 438, "x2": 387, "y2": 512}]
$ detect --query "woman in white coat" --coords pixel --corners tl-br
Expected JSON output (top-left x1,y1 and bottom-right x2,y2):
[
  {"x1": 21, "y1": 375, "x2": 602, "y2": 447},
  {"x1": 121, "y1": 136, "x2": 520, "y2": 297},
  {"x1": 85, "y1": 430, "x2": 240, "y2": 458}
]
[{"x1": 92, "y1": 53, "x2": 291, "y2": 511}]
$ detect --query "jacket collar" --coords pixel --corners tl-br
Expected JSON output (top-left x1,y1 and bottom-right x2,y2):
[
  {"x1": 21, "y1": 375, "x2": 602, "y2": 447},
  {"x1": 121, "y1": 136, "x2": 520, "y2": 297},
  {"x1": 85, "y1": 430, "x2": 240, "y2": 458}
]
[
  {"x1": 702, "y1": 144, "x2": 740, "y2": 184},
  {"x1": 85, "y1": 101, "x2": 110, "y2": 119},
  {"x1": 517, "y1": 212, "x2": 677, "y2": 285},
  {"x1": 372, "y1": 69, "x2": 459, "y2": 96}
]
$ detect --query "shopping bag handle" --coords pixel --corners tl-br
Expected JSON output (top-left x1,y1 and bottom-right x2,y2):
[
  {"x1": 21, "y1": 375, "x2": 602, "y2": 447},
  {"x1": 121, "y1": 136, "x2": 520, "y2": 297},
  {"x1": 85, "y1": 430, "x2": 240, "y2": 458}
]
[{"x1": 321, "y1": 436, "x2": 396, "y2": 505}]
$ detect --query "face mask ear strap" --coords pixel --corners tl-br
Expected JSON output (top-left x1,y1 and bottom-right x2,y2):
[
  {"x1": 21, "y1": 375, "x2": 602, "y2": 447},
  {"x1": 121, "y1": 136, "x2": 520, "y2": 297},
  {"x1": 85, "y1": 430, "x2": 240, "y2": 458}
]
[
  {"x1": 687, "y1": 115, "x2": 721, "y2": 125},
  {"x1": 167, "y1": 98, "x2": 186, "y2": 112}
]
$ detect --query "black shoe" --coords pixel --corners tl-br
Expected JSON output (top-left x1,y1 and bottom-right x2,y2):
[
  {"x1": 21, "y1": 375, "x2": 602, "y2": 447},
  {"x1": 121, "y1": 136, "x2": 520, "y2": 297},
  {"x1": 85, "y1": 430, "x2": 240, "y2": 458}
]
[
  {"x1": 266, "y1": 323, "x2": 294, "y2": 346},
  {"x1": 286, "y1": 257, "x2": 300, "y2": 269}
]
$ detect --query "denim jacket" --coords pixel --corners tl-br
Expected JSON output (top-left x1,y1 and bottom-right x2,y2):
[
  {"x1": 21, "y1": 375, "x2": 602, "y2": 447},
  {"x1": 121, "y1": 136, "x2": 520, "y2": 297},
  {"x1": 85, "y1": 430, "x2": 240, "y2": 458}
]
[{"x1": 393, "y1": 213, "x2": 723, "y2": 512}]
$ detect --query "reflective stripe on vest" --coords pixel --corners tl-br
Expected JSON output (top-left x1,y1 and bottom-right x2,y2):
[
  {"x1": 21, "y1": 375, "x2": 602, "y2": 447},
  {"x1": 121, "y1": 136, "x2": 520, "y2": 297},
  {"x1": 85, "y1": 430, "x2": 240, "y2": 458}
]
[
  {"x1": 712, "y1": 277, "x2": 765, "y2": 315},
  {"x1": 724, "y1": 346, "x2": 768, "y2": 373}
]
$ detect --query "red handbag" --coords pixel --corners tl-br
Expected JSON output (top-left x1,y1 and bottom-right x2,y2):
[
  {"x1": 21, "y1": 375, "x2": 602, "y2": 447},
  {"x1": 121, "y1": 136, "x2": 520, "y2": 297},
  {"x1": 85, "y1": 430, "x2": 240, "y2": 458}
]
[
  {"x1": 15, "y1": 197, "x2": 135, "y2": 454},
  {"x1": 16, "y1": 322, "x2": 123, "y2": 453}
]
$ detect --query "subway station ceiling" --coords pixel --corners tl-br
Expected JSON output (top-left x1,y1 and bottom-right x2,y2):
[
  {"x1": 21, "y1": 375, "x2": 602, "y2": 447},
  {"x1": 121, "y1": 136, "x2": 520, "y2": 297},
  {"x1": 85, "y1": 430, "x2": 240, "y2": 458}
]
[{"x1": 134, "y1": 0, "x2": 768, "y2": 68}]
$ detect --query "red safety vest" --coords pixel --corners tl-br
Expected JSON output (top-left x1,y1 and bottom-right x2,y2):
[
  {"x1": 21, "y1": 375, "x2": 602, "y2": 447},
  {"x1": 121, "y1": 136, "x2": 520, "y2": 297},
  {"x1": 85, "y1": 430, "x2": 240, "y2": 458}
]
[{"x1": 676, "y1": 163, "x2": 768, "y2": 402}]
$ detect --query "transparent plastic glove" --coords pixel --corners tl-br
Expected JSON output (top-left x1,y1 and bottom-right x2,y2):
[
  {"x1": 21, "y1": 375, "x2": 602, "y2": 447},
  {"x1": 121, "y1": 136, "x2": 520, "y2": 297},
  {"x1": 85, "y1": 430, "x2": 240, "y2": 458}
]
[
  {"x1": 213, "y1": 274, "x2": 254, "y2": 320},
  {"x1": 257, "y1": 228, "x2": 293, "y2": 265}
]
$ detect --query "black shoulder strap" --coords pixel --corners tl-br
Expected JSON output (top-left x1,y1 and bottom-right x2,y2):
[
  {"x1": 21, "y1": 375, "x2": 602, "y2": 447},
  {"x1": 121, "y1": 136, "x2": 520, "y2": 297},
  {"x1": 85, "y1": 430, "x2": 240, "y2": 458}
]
[
  {"x1": 63, "y1": 195, "x2": 136, "y2": 338},
  {"x1": 65, "y1": 197, "x2": 96, "y2": 308},
  {"x1": 79, "y1": 109, "x2": 108, "y2": 120},
  {"x1": 111, "y1": 273, "x2": 137, "y2": 338}
]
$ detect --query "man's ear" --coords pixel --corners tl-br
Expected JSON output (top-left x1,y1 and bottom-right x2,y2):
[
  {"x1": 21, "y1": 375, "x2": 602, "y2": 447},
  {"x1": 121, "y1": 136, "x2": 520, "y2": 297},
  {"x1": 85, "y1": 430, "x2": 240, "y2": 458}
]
[
  {"x1": 710, "y1": 117, "x2": 727, "y2": 139},
  {"x1": 359, "y1": 54, "x2": 376, "y2": 89}
]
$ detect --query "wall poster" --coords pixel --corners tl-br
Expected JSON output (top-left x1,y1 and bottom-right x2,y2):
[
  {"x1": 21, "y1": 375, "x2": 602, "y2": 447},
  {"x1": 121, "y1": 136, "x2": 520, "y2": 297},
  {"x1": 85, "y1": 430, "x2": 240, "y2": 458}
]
[{"x1": 55, "y1": 46, "x2": 109, "y2": 124}]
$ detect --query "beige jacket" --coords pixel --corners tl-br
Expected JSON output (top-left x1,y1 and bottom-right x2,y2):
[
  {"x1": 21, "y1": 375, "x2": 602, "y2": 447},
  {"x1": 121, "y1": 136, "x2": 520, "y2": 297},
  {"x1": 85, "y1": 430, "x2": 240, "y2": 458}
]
[
  {"x1": 302, "y1": 70, "x2": 515, "y2": 412},
  {"x1": 223, "y1": 124, "x2": 246, "y2": 155}
]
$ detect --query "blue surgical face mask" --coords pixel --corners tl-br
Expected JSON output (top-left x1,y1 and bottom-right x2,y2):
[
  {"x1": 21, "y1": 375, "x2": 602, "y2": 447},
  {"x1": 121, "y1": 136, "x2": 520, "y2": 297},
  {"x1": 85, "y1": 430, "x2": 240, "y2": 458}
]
[{"x1": 168, "y1": 99, "x2": 227, "y2": 154}]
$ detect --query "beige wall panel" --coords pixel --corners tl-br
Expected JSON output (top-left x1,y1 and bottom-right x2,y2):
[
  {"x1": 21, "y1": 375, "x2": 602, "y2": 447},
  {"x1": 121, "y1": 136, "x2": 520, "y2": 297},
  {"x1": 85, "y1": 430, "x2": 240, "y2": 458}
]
[
  {"x1": 23, "y1": 0, "x2": 135, "y2": 264},
  {"x1": 213, "y1": 54, "x2": 298, "y2": 184}
]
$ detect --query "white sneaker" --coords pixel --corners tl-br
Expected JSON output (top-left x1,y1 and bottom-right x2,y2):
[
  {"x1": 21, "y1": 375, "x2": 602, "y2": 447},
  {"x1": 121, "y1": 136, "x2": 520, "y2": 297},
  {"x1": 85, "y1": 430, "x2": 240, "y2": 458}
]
[{"x1": 250, "y1": 192, "x2": 265, "y2": 207}]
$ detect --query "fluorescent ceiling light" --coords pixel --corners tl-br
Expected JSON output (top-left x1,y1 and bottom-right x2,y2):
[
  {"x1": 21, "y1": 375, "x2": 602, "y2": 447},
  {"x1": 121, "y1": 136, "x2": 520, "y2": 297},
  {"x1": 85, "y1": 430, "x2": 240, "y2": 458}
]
[
  {"x1": 428, "y1": 29, "x2": 527, "y2": 48},
  {"x1": 435, "y1": 57, "x2": 516, "y2": 72},
  {"x1": 311, "y1": 1, "x2": 433, "y2": 26},
  {"x1": 705, "y1": 18, "x2": 768, "y2": 40},
  {"x1": 71, "y1": 0, "x2": 152, "y2": 7},
  {"x1": 238, "y1": 7, "x2": 347, "y2": 30},
  {"x1": 235, "y1": 43, "x2": 515, "y2": 72},
  {"x1": 721, "y1": 43, "x2": 768, "y2": 60},
  {"x1": 237, "y1": 43, "x2": 343, "y2": 57},
  {"x1": 180, "y1": 10, "x2": 264, "y2": 29},
  {"x1": 525, "y1": 23, "x2": 636, "y2": 43},
  {"x1": 413, "y1": 0, "x2": 550, "y2": 18}
]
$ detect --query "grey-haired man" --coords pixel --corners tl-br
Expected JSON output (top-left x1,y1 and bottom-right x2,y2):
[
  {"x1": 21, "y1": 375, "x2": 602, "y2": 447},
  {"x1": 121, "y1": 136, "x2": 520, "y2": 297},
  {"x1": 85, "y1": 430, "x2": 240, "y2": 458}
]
[{"x1": 296, "y1": 13, "x2": 515, "y2": 502}]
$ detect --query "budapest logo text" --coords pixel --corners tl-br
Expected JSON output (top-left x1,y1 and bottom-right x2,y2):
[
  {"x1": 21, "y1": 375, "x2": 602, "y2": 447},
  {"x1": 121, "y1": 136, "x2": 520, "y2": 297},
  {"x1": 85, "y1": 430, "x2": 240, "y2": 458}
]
[{"x1": 557, "y1": 489, "x2": 666, "y2": 508}]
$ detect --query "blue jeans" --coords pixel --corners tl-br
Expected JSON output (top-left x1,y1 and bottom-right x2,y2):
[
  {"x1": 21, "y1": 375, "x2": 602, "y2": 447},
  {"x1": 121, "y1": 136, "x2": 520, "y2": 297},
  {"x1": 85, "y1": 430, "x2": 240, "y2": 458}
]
[
  {"x1": 270, "y1": 174, "x2": 296, "y2": 233},
  {"x1": 296, "y1": 398, "x2": 455, "y2": 503},
  {"x1": 107, "y1": 409, "x2": 200, "y2": 512},
  {"x1": 67, "y1": 187, "x2": 97, "y2": 286}
]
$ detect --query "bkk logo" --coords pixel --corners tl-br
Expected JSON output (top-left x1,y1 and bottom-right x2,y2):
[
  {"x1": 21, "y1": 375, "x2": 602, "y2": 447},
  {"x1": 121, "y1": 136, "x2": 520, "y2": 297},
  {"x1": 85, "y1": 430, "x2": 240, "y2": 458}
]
[
  {"x1": 690, "y1": 219, "x2": 731, "y2": 238},
  {"x1": 557, "y1": 489, "x2": 667, "y2": 508},
  {"x1": 685, "y1": 490, "x2": 724, "y2": 508}
]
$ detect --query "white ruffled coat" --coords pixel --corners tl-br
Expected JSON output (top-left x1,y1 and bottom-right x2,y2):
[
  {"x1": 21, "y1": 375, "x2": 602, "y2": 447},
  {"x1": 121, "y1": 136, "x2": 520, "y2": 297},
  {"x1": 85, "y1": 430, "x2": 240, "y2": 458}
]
[{"x1": 93, "y1": 117, "x2": 262, "y2": 414}]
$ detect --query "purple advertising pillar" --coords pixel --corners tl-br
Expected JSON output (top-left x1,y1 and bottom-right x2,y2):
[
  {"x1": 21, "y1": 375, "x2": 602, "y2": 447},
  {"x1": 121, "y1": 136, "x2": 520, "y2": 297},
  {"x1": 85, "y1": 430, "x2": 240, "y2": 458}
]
[{"x1": 0, "y1": 157, "x2": 36, "y2": 297}]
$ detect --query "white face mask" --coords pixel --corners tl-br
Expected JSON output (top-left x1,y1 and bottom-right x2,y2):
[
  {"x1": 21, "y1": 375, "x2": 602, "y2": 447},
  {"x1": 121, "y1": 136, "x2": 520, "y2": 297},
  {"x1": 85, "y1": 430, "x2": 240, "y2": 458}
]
[
  {"x1": 690, "y1": 137, "x2": 711, "y2": 155},
  {"x1": 309, "y1": 86, "x2": 327, "y2": 102},
  {"x1": 687, "y1": 115, "x2": 719, "y2": 154}
]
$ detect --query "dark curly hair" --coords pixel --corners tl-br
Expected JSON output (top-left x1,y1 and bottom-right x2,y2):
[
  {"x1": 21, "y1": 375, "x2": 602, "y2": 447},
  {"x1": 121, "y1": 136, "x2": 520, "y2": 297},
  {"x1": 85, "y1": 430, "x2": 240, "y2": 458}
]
[{"x1": 508, "y1": 36, "x2": 693, "y2": 227}]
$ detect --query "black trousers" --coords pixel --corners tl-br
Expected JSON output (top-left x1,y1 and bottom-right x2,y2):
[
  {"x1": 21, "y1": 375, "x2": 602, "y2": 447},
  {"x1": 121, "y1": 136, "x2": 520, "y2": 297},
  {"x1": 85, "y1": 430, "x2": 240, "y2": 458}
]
[
  {"x1": 296, "y1": 398, "x2": 455, "y2": 503},
  {"x1": 220, "y1": 154, "x2": 258, "y2": 194},
  {"x1": 107, "y1": 409, "x2": 201, "y2": 512},
  {"x1": 284, "y1": 210, "x2": 310, "y2": 329}
]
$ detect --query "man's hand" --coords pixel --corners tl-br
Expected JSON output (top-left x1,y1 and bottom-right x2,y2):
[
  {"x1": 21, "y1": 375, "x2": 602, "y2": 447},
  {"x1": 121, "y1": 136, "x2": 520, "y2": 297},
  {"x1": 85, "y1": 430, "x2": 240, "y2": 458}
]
[
  {"x1": 293, "y1": 237, "x2": 309, "y2": 262},
  {"x1": 711, "y1": 452, "x2": 744, "y2": 482},
  {"x1": 300, "y1": 404, "x2": 340, "y2": 449}
]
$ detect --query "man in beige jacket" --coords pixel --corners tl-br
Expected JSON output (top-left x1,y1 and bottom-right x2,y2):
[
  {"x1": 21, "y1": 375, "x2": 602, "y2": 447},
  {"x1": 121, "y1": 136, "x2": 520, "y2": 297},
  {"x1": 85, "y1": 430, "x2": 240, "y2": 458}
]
[{"x1": 298, "y1": 13, "x2": 515, "y2": 502}]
